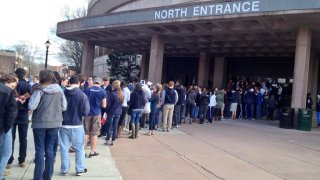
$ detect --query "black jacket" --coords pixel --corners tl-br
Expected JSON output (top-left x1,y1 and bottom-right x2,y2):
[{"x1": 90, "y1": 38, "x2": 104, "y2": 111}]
[
  {"x1": 0, "y1": 83, "x2": 18, "y2": 135},
  {"x1": 16, "y1": 79, "x2": 31, "y2": 115}
]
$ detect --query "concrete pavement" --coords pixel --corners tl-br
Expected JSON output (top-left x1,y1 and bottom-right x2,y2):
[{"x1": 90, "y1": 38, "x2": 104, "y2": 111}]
[{"x1": 7, "y1": 119, "x2": 320, "y2": 180}]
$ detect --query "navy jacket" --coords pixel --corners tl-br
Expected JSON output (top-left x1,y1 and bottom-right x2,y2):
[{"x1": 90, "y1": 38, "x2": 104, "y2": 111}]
[
  {"x1": 63, "y1": 87, "x2": 90, "y2": 126},
  {"x1": 106, "y1": 90, "x2": 123, "y2": 115},
  {"x1": 0, "y1": 83, "x2": 17, "y2": 134},
  {"x1": 129, "y1": 90, "x2": 146, "y2": 109},
  {"x1": 16, "y1": 79, "x2": 31, "y2": 119}
]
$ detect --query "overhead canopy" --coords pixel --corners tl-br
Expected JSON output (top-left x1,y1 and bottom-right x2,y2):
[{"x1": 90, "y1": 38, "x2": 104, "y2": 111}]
[{"x1": 57, "y1": 0, "x2": 320, "y2": 57}]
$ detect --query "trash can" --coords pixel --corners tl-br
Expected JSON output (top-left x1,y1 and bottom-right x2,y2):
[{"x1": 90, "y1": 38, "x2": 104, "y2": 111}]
[
  {"x1": 279, "y1": 107, "x2": 294, "y2": 129},
  {"x1": 297, "y1": 108, "x2": 312, "y2": 131}
]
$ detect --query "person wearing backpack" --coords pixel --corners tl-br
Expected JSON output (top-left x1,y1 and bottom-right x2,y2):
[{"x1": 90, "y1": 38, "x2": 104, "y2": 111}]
[{"x1": 161, "y1": 81, "x2": 178, "y2": 132}]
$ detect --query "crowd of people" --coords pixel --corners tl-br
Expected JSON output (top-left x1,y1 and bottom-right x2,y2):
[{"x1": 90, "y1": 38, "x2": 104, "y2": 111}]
[{"x1": 1, "y1": 69, "x2": 320, "y2": 180}]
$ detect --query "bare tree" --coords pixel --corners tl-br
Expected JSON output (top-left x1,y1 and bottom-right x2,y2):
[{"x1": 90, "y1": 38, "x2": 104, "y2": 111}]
[
  {"x1": 51, "y1": 4, "x2": 88, "y2": 74},
  {"x1": 13, "y1": 41, "x2": 41, "y2": 76}
]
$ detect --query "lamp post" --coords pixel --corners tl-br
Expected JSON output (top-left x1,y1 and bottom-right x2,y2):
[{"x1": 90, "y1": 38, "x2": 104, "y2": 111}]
[{"x1": 44, "y1": 40, "x2": 51, "y2": 69}]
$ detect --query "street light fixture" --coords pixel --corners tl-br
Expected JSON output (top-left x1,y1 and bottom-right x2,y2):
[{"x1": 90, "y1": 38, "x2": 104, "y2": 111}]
[{"x1": 44, "y1": 39, "x2": 51, "y2": 69}]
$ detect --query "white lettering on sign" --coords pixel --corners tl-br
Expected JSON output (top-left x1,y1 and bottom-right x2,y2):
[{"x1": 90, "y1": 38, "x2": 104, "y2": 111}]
[
  {"x1": 154, "y1": 0, "x2": 261, "y2": 20},
  {"x1": 155, "y1": 8, "x2": 188, "y2": 19}
]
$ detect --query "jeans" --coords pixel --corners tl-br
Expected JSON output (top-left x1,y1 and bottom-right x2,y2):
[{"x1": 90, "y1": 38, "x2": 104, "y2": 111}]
[
  {"x1": 246, "y1": 103, "x2": 254, "y2": 119},
  {"x1": 8, "y1": 122, "x2": 29, "y2": 164},
  {"x1": 256, "y1": 104, "x2": 262, "y2": 119},
  {"x1": 199, "y1": 106, "x2": 208, "y2": 124},
  {"x1": 207, "y1": 106, "x2": 215, "y2": 123},
  {"x1": 0, "y1": 129, "x2": 12, "y2": 180},
  {"x1": 149, "y1": 108, "x2": 158, "y2": 130},
  {"x1": 192, "y1": 106, "x2": 199, "y2": 119},
  {"x1": 106, "y1": 114, "x2": 121, "y2": 141},
  {"x1": 185, "y1": 103, "x2": 195, "y2": 119},
  {"x1": 173, "y1": 105, "x2": 181, "y2": 126},
  {"x1": 317, "y1": 112, "x2": 320, "y2": 124},
  {"x1": 59, "y1": 126, "x2": 85, "y2": 173},
  {"x1": 33, "y1": 128, "x2": 59, "y2": 180},
  {"x1": 131, "y1": 109, "x2": 143, "y2": 124}
]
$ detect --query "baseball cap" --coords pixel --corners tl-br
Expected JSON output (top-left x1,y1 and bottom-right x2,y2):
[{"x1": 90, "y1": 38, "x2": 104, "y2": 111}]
[{"x1": 93, "y1": 77, "x2": 102, "y2": 84}]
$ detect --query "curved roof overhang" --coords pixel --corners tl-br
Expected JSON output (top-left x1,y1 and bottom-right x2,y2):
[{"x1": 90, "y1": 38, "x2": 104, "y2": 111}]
[{"x1": 57, "y1": 0, "x2": 320, "y2": 57}]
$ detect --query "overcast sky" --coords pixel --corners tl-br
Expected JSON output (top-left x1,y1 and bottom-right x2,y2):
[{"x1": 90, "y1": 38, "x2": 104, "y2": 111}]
[{"x1": 0, "y1": 0, "x2": 88, "y2": 65}]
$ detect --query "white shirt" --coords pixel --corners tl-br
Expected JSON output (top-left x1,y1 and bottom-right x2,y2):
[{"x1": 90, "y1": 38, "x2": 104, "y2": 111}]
[
  {"x1": 122, "y1": 87, "x2": 131, "y2": 107},
  {"x1": 208, "y1": 94, "x2": 217, "y2": 107}
]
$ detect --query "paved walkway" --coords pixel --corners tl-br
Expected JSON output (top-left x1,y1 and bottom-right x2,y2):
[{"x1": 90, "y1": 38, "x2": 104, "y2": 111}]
[{"x1": 7, "y1": 119, "x2": 320, "y2": 180}]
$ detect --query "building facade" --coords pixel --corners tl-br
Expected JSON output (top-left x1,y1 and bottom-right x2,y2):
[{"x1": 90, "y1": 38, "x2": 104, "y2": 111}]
[{"x1": 57, "y1": 0, "x2": 320, "y2": 109}]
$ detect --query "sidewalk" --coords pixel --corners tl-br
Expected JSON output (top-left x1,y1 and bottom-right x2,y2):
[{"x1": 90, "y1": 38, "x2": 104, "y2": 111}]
[
  {"x1": 7, "y1": 127, "x2": 122, "y2": 180},
  {"x1": 109, "y1": 119, "x2": 320, "y2": 180},
  {"x1": 6, "y1": 119, "x2": 320, "y2": 180}
]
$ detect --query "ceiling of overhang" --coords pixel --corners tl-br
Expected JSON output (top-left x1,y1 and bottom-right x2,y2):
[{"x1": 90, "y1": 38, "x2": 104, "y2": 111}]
[{"x1": 59, "y1": 13, "x2": 320, "y2": 57}]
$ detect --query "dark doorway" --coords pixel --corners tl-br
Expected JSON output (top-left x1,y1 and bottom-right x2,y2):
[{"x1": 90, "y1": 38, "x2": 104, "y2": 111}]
[
  {"x1": 227, "y1": 57, "x2": 294, "y2": 82},
  {"x1": 165, "y1": 57, "x2": 199, "y2": 86}
]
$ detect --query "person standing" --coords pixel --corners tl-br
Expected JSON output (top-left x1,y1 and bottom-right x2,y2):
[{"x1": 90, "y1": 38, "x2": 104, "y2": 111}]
[
  {"x1": 60, "y1": 75, "x2": 90, "y2": 176},
  {"x1": 99, "y1": 77, "x2": 112, "y2": 137},
  {"x1": 29, "y1": 70, "x2": 67, "y2": 180},
  {"x1": 230, "y1": 89, "x2": 239, "y2": 120},
  {"x1": 207, "y1": 90, "x2": 217, "y2": 123},
  {"x1": 146, "y1": 84, "x2": 161, "y2": 136},
  {"x1": 162, "y1": 81, "x2": 178, "y2": 132},
  {"x1": 173, "y1": 80, "x2": 185, "y2": 128},
  {"x1": 128, "y1": 84, "x2": 145, "y2": 139},
  {"x1": 84, "y1": 77, "x2": 106, "y2": 157},
  {"x1": 105, "y1": 80, "x2": 124, "y2": 146},
  {"x1": 306, "y1": 93, "x2": 313, "y2": 109},
  {"x1": 0, "y1": 75, "x2": 18, "y2": 179},
  {"x1": 198, "y1": 88, "x2": 210, "y2": 124},
  {"x1": 7, "y1": 68, "x2": 31, "y2": 169},
  {"x1": 118, "y1": 81, "x2": 130, "y2": 137}
]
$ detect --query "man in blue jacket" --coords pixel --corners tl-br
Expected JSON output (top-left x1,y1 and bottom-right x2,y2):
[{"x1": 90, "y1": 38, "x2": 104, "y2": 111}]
[{"x1": 60, "y1": 75, "x2": 90, "y2": 176}]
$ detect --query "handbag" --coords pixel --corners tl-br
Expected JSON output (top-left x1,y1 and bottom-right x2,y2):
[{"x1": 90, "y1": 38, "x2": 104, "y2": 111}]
[{"x1": 143, "y1": 102, "x2": 151, "y2": 114}]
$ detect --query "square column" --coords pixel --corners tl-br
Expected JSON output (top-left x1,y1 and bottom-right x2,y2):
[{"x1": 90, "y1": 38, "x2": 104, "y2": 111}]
[
  {"x1": 213, "y1": 57, "x2": 226, "y2": 89},
  {"x1": 148, "y1": 35, "x2": 164, "y2": 83},
  {"x1": 140, "y1": 53, "x2": 149, "y2": 80},
  {"x1": 81, "y1": 41, "x2": 95, "y2": 76},
  {"x1": 291, "y1": 27, "x2": 312, "y2": 108},
  {"x1": 197, "y1": 52, "x2": 209, "y2": 87},
  {"x1": 307, "y1": 55, "x2": 319, "y2": 108}
]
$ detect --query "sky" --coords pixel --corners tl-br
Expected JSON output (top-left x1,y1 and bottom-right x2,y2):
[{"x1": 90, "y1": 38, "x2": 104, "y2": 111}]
[{"x1": 0, "y1": 0, "x2": 88, "y2": 66}]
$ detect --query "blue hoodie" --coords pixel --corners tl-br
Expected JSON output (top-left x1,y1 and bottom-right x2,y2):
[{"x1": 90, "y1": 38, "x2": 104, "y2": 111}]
[
  {"x1": 106, "y1": 90, "x2": 123, "y2": 115},
  {"x1": 63, "y1": 86, "x2": 90, "y2": 126}
]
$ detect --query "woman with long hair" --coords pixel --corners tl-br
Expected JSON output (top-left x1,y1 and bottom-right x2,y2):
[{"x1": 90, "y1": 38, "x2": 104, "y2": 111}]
[
  {"x1": 145, "y1": 84, "x2": 162, "y2": 136},
  {"x1": 28, "y1": 70, "x2": 67, "y2": 180},
  {"x1": 105, "y1": 80, "x2": 124, "y2": 146}
]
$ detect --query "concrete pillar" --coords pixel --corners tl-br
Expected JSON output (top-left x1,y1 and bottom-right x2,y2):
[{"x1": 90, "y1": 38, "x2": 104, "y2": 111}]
[
  {"x1": 81, "y1": 41, "x2": 95, "y2": 76},
  {"x1": 308, "y1": 55, "x2": 319, "y2": 109},
  {"x1": 140, "y1": 53, "x2": 149, "y2": 80},
  {"x1": 213, "y1": 57, "x2": 226, "y2": 89},
  {"x1": 148, "y1": 35, "x2": 164, "y2": 83},
  {"x1": 197, "y1": 52, "x2": 209, "y2": 87},
  {"x1": 291, "y1": 27, "x2": 312, "y2": 109}
]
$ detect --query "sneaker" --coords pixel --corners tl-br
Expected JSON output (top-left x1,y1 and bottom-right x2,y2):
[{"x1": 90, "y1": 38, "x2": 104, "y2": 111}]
[
  {"x1": 19, "y1": 162, "x2": 26, "y2": 167},
  {"x1": 176, "y1": 124, "x2": 180, "y2": 128},
  {"x1": 5, "y1": 164, "x2": 11, "y2": 169},
  {"x1": 88, "y1": 152, "x2": 99, "y2": 158},
  {"x1": 69, "y1": 147, "x2": 75, "y2": 153},
  {"x1": 61, "y1": 172, "x2": 69, "y2": 176},
  {"x1": 97, "y1": 134, "x2": 105, "y2": 137},
  {"x1": 76, "y1": 168, "x2": 88, "y2": 176}
]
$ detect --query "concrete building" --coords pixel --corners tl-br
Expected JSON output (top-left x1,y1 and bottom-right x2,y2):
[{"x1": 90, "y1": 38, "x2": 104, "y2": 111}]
[
  {"x1": 57, "y1": 0, "x2": 320, "y2": 109},
  {"x1": 0, "y1": 50, "x2": 23, "y2": 75}
]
